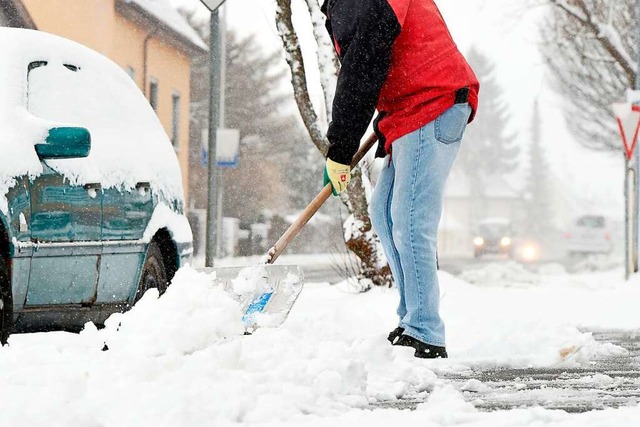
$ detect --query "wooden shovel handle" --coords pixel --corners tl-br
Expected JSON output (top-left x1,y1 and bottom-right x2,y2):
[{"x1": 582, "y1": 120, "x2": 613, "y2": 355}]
[{"x1": 266, "y1": 133, "x2": 379, "y2": 264}]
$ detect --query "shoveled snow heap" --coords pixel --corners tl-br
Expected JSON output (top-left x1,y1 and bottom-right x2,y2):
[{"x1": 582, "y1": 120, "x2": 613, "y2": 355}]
[{"x1": 0, "y1": 264, "x2": 639, "y2": 425}]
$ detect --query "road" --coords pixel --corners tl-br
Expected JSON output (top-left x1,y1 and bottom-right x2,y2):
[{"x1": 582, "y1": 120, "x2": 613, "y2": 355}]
[
  {"x1": 301, "y1": 255, "x2": 552, "y2": 283},
  {"x1": 375, "y1": 329, "x2": 640, "y2": 412}
]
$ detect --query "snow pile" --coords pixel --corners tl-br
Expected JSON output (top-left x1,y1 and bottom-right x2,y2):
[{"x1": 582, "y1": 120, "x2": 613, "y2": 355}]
[
  {"x1": 458, "y1": 261, "x2": 539, "y2": 287},
  {"x1": 335, "y1": 276, "x2": 374, "y2": 294},
  {"x1": 536, "y1": 263, "x2": 568, "y2": 275},
  {"x1": 575, "y1": 373, "x2": 625, "y2": 390},
  {"x1": 460, "y1": 379, "x2": 490, "y2": 393},
  {"x1": 85, "y1": 268, "x2": 246, "y2": 355},
  {"x1": 571, "y1": 254, "x2": 624, "y2": 272},
  {"x1": 143, "y1": 203, "x2": 194, "y2": 244},
  {"x1": 230, "y1": 265, "x2": 271, "y2": 295},
  {"x1": 441, "y1": 270, "x2": 635, "y2": 367},
  {"x1": 0, "y1": 266, "x2": 639, "y2": 425}
]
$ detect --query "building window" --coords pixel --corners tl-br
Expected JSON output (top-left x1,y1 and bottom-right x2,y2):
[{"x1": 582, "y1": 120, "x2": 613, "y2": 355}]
[
  {"x1": 149, "y1": 78, "x2": 158, "y2": 111},
  {"x1": 171, "y1": 91, "x2": 180, "y2": 150},
  {"x1": 125, "y1": 66, "x2": 135, "y2": 81}
]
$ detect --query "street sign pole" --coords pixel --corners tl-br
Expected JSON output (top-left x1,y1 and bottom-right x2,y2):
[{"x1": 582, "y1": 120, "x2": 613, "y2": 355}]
[
  {"x1": 613, "y1": 100, "x2": 640, "y2": 280},
  {"x1": 634, "y1": 0, "x2": 640, "y2": 279},
  {"x1": 625, "y1": 155, "x2": 637, "y2": 280},
  {"x1": 201, "y1": 0, "x2": 228, "y2": 267},
  {"x1": 628, "y1": 0, "x2": 640, "y2": 280},
  {"x1": 216, "y1": 5, "x2": 227, "y2": 259}
]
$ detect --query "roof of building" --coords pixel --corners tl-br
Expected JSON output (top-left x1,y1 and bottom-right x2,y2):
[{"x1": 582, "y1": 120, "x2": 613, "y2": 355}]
[
  {"x1": 117, "y1": 0, "x2": 207, "y2": 54},
  {"x1": 0, "y1": 0, "x2": 35, "y2": 29}
]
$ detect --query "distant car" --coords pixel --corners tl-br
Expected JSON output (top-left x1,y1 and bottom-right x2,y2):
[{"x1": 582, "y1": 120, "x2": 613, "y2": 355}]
[
  {"x1": 0, "y1": 28, "x2": 193, "y2": 344},
  {"x1": 472, "y1": 218, "x2": 514, "y2": 259},
  {"x1": 565, "y1": 215, "x2": 613, "y2": 256}
]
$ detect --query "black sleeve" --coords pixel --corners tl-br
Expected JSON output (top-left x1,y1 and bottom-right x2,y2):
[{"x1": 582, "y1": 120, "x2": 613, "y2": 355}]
[{"x1": 325, "y1": 0, "x2": 401, "y2": 164}]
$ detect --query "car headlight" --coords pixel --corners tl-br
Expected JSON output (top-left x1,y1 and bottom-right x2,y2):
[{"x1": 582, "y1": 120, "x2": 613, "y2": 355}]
[
  {"x1": 521, "y1": 244, "x2": 539, "y2": 262},
  {"x1": 474, "y1": 237, "x2": 485, "y2": 246},
  {"x1": 500, "y1": 237, "x2": 512, "y2": 247}
]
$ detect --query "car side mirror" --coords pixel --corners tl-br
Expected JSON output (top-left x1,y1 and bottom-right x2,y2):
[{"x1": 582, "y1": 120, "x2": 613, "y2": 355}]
[{"x1": 35, "y1": 127, "x2": 91, "y2": 159}]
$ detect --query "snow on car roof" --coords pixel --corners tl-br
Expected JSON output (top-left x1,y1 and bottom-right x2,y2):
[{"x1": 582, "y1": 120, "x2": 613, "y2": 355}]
[{"x1": 0, "y1": 28, "x2": 184, "y2": 213}]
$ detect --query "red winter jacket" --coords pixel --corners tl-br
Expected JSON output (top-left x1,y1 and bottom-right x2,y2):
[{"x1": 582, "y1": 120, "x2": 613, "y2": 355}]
[{"x1": 322, "y1": 0, "x2": 479, "y2": 163}]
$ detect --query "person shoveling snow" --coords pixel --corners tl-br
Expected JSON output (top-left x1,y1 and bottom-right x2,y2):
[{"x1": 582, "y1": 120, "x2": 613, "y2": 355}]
[{"x1": 320, "y1": 0, "x2": 479, "y2": 358}]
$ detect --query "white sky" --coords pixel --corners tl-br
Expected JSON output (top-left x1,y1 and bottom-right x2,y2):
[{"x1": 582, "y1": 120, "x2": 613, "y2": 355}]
[{"x1": 174, "y1": 0, "x2": 626, "y2": 222}]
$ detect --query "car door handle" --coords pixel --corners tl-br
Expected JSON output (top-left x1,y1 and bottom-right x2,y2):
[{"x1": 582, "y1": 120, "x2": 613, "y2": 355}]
[
  {"x1": 83, "y1": 183, "x2": 102, "y2": 191},
  {"x1": 136, "y1": 182, "x2": 150, "y2": 196},
  {"x1": 83, "y1": 183, "x2": 101, "y2": 199}
]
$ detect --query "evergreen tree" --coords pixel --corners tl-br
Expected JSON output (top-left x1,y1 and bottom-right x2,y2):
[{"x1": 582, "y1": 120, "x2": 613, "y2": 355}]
[
  {"x1": 523, "y1": 99, "x2": 554, "y2": 236},
  {"x1": 183, "y1": 13, "x2": 310, "y2": 222},
  {"x1": 454, "y1": 47, "x2": 519, "y2": 221}
]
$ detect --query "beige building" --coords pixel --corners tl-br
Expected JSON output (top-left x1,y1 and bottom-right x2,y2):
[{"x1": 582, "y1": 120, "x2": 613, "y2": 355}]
[{"x1": 13, "y1": 0, "x2": 207, "y2": 204}]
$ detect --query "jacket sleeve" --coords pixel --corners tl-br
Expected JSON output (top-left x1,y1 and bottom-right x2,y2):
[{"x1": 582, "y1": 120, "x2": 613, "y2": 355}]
[{"x1": 325, "y1": 0, "x2": 408, "y2": 164}]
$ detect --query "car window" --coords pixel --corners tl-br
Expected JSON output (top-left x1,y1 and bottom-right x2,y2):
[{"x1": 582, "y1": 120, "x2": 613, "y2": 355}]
[
  {"x1": 576, "y1": 216, "x2": 605, "y2": 228},
  {"x1": 479, "y1": 224, "x2": 511, "y2": 237}
]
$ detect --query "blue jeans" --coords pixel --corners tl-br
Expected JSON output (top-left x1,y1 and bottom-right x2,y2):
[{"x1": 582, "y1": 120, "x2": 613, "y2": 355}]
[{"x1": 370, "y1": 103, "x2": 471, "y2": 347}]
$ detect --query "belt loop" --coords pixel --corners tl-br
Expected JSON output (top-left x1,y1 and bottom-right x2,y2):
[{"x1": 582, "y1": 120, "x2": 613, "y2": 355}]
[{"x1": 455, "y1": 87, "x2": 469, "y2": 104}]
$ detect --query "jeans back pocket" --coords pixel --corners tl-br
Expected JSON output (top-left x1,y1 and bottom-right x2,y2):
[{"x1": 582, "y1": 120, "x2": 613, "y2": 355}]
[{"x1": 434, "y1": 103, "x2": 472, "y2": 144}]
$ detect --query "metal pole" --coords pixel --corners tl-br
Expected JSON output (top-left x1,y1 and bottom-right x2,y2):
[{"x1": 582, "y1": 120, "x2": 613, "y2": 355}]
[
  {"x1": 206, "y1": 8, "x2": 221, "y2": 267},
  {"x1": 215, "y1": 5, "x2": 227, "y2": 258},
  {"x1": 634, "y1": 0, "x2": 640, "y2": 276},
  {"x1": 219, "y1": 4, "x2": 227, "y2": 129},
  {"x1": 626, "y1": 163, "x2": 635, "y2": 279},
  {"x1": 630, "y1": 0, "x2": 640, "y2": 279}
]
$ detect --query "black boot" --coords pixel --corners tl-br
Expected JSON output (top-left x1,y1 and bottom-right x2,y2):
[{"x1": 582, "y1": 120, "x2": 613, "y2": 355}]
[
  {"x1": 387, "y1": 327, "x2": 405, "y2": 345},
  {"x1": 395, "y1": 335, "x2": 448, "y2": 359}
]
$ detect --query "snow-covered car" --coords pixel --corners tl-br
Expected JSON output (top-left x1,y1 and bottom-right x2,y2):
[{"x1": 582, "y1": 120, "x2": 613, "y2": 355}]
[
  {"x1": 472, "y1": 218, "x2": 515, "y2": 258},
  {"x1": 565, "y1": 215, "x2": 613, "y2": 256},
  {"x1": 0, "y1": 28, "x2": 193, "y2": 344}
]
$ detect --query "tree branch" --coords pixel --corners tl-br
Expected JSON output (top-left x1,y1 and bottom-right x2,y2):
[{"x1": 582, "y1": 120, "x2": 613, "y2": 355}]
[{"x1": 549, "y1": 0, "x2": 635, "y2": 84}]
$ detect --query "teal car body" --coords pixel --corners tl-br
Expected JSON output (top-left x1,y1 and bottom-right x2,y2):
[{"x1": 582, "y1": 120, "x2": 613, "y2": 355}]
[{"x1": 0, "y1": 29, "x2": 193, "y2": 337}]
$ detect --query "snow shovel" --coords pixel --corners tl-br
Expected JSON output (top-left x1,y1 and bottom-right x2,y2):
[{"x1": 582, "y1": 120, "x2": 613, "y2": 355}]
[{"x1": 200, "y1": 133, "x2": 378, "y2": 332}]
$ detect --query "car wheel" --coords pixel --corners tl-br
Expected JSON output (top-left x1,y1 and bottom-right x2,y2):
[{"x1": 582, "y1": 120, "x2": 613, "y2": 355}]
[
  {"x1": 0, "y1": 257, "x2": 13, "y2": 346},
  {"x1": 135, "y1": 241, "x2": 168, "y2": 303}
]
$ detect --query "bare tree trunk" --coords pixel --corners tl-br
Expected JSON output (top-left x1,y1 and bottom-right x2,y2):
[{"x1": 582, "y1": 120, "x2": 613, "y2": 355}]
[
  {"x1": 275, "y1": 0, "x2": 393, "y2": 287},
  {"x1": 344, "y1": 166, "x2": 393, "y2": 287},
  {"x1": 303, "y1": 0, "x2": 340, "y2": 121},
  {"x1": 275, "y1": 0, "x2": 328, "y2": 154}
]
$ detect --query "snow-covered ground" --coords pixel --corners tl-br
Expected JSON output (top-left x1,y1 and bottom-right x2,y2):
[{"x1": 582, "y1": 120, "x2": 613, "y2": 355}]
[{"x1": 1, "y1": 261, "x2": 639, "y2": 426}]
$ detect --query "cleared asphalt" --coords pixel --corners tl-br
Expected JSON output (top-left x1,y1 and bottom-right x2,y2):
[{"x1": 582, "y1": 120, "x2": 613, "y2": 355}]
[{"x1": 374, "y1": 329, "x2": 639, "y2": 412}]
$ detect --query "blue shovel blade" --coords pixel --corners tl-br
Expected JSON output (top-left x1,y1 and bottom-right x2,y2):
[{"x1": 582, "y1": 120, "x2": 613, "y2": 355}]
[
  {"x1": 197, "y1": 265, "x2": 304, "y2": 330},
  {"x1": 242, "y1": 291, "x2": 274, "y2": 323}
]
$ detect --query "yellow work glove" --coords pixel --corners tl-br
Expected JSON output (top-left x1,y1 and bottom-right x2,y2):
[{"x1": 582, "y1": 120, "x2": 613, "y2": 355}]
[{"x1": 324, "y1": 158, "x2": 351, "y2": 196}]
